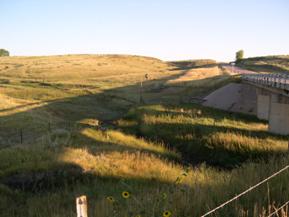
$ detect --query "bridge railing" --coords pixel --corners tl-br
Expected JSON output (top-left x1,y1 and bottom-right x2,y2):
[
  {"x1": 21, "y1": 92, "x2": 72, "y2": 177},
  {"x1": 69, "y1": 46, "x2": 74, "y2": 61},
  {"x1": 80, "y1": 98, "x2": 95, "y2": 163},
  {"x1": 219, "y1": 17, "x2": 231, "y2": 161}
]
[{"x1": 241, "y1": 73, "x2": 289, "y2": 91}]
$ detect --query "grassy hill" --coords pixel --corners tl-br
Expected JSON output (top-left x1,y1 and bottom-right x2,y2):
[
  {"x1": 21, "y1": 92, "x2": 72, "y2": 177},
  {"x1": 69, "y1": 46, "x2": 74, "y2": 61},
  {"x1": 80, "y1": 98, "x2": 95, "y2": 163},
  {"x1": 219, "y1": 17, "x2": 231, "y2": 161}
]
[
  {"x1": 237, "y1": 55, "x2": 289, "y2": 74},
  {"x1": 0, "y1": 55, "x2": 288, "y2": 217}
]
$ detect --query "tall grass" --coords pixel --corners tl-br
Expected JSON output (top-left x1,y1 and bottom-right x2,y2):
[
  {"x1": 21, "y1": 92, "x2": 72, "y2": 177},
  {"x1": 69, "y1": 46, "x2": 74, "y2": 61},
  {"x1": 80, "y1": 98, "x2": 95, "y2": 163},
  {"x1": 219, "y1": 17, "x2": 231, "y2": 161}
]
[
  {"x1": 1, "y1": 55, "x2": 288, "y2": 216},
  {"x1": 118, "y1": 104, "x2": 287, "y2": 168},
  {"x1": 1, "y1": 143, "x2": 289, "y2": 217},
  {"x1": 0, "y1": 103, "x2": 288, "y2": 216}
]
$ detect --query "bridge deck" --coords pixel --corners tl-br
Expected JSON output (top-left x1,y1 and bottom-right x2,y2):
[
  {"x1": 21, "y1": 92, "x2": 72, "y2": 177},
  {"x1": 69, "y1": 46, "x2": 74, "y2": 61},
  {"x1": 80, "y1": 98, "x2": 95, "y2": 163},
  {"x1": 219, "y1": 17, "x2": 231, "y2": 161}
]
[{"x1": 242, "y1": 73, "x2": 289, "y2": 96}]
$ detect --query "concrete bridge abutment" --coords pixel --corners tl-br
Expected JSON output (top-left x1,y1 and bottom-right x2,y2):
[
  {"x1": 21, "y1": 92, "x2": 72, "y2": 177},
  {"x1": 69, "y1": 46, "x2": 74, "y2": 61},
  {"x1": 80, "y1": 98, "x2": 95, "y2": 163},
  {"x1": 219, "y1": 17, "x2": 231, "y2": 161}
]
[
  {"x1": 256, "y1": 88, "x2": 289, "y2": 135},
  {"x1": 203, "y1": 79, "x2": 289, "y2": 135},
  {"x1": 242, "y1": 73, "x2": 289, "y2": 135},
  {"x1": 256, "y1": 89, "x2": 270, "y2": 121},
  {"x1": 268, "y1": 94, "x2": 289, "y2": 135}
]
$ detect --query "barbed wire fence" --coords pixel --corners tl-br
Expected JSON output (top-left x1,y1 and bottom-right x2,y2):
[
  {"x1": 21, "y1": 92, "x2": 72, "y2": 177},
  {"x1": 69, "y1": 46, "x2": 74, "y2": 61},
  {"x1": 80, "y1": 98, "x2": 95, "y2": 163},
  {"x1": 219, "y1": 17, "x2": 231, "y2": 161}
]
[
  {"x1": 75, "y1": 164, "x2": 289, "y2": 217},
  {"x1": 200, "y1": 165, "x2": 289, "y2": 217},
  {"x1": 0, "y1": 119, "x2": 80, "y2": 148},
  {"x1": 1, "y1": 119, "x2": 289, "y2": 217},
  {"x1": 267, "y1": 200, "x2": 289, "y2": 217}
]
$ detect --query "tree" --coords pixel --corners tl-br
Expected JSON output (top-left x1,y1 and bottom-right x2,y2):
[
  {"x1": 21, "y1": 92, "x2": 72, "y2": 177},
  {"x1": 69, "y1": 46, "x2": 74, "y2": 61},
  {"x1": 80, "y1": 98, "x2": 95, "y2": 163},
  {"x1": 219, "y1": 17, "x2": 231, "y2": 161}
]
[
  {"x1": 0, "y1": 49, "x2": 9, "y2": 57},
  {"x1": 236, "y1": 50, "x2": 244, "y2": 62}
]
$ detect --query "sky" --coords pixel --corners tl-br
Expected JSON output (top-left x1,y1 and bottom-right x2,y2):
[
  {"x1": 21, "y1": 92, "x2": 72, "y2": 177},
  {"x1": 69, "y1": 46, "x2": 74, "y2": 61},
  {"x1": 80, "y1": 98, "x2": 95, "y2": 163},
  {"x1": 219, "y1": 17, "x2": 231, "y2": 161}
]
[{"x1": 1, "y1": 0, "x2": 289, "y2": 61}]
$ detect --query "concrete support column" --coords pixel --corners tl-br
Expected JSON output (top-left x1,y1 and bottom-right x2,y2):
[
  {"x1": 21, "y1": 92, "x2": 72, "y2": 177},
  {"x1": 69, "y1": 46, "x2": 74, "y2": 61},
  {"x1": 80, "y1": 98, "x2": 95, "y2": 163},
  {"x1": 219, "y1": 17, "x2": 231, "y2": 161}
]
[
  {"x1": 268, "y1": 94, "x2": 289, "y2": 135},
  {"x1": 256, "y1": 89, "x2": 270, "y2": 120}
]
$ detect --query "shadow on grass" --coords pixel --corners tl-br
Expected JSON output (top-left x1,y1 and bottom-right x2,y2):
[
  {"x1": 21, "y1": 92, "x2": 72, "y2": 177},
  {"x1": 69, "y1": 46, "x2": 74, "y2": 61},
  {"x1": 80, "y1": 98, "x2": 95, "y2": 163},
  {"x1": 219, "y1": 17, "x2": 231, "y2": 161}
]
[
  {"x1": 0, "y1": 67, "x2": 282, "y2": 169},
  {"x1": 70, "y1": 127, "x2": 180, "y2": 161},
  {"x1": 0, "y1": 159, "x2": 210, "y2": 217},
  {"x1": 168, "y1": 60, "x2": 218, "y2": 71},
  {"x1": 119, "y1": 105, "x2": 288, "y2": 168},
  {"x1": 125, "y1": 103, "x2": 263, "y2": 124},
  {"x1": 238, "y1": 56, "x2": 289, "y2": 74},
  {"x1": 0, "y1": 68, "x2": 234, "y2": 145}
]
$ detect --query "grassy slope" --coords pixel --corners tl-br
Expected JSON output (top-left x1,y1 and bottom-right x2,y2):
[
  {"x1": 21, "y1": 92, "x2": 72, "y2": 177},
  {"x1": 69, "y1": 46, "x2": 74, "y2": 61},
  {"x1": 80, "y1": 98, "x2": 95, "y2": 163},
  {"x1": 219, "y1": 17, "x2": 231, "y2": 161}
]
[
  {"x1": 0, "y1": 55, "x2": 230, "y2": 145},
  {"x1": 118, "y1": 104, "x2": 287, "y2": 168},
  {"x1": 0, "y1": 55, "x2": 288, "y2": 217},
  {"x1": 237, "y1": 55, "x2": 289, "y2": 74}
]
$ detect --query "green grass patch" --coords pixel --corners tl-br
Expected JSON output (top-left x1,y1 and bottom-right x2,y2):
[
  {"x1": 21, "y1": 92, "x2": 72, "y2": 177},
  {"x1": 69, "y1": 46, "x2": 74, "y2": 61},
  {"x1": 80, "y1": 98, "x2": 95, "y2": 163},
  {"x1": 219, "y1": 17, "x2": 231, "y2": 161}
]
[{"x1": 118, "y1": 104, "x2": 288, "y2": 168}]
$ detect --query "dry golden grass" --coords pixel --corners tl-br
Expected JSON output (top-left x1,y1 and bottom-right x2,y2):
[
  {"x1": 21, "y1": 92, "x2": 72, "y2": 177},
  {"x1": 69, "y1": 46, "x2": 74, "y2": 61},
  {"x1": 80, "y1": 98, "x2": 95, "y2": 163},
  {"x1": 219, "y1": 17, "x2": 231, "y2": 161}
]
[
  {"x1": 0, "y1": 55, "x2": 174, "y2": 86},
  {"x1": 1, "y1": 55, "x2": 287, "y2": 217},
  {"x1": 0, "y1": 55, "x2": 231, "y2": 144},
  {"x1": 167, "y1": 66, "x2": 221, "y2": 84},
  {"x1": 237, "y1": 55, "x2": 289, "y2": 74}
]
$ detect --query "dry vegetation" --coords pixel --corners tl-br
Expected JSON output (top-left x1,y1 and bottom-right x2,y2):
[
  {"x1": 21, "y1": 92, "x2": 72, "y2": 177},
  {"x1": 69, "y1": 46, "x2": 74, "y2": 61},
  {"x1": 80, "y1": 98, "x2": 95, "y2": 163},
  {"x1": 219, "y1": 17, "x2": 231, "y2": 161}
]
[
  {"x1": 237, "y1": 55, "x2": 289, "y2": 74},
  {"x1": 0, "y1": 55, "x2": 288, "y2": 217}
]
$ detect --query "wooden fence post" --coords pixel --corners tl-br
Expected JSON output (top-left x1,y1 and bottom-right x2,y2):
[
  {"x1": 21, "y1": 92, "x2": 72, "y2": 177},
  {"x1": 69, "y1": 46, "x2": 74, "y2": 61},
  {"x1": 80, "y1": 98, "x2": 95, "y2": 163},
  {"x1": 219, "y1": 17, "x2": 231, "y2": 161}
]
[
  {"x1": 139, "y1": 80, "x2": 144, "y2": 104},
  {"x1": 76, "y1": 195, "x2": 88, "y2": 217}
]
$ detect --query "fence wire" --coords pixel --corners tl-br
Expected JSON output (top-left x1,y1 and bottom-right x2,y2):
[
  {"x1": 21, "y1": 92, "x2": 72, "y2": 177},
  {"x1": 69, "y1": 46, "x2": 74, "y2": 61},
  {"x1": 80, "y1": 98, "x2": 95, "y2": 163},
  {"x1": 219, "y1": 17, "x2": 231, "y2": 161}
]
[
  {"x1": 200, "y1": 165, "x2": 289, "y2": 217},
  {"x1": 267, "y1": 201, "x2": 289, "y2": 217}
]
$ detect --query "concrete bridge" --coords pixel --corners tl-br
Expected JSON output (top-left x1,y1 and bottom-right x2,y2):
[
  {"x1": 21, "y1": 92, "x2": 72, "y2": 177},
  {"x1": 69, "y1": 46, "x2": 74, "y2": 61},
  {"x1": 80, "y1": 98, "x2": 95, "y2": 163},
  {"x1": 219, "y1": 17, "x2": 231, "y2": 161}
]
[
  {"x1": 203, "y1": 72, "x2": 289, "y2": 135},
  {"x1": 241, "y1": 73, "x2": 289, "y2": 135}
]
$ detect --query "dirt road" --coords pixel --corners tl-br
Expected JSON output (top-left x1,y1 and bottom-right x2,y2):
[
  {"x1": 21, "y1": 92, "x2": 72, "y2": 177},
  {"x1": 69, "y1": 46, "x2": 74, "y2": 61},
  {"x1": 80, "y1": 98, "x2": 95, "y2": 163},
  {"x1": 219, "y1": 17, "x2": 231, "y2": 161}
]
[{"x1": 222, "y1": 65, "x2": 257, "y2": 75}]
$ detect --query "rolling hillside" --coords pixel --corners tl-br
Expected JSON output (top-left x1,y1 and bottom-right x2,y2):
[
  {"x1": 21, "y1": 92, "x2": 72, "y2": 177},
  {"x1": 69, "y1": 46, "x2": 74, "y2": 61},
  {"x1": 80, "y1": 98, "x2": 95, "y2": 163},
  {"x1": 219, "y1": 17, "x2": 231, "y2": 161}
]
[
  {"x1": 237, "y1": 55, "x2": 289, "y2": 74},
  {"x1": 0, "y1": 55, "x2": 288, "y2": 217}
]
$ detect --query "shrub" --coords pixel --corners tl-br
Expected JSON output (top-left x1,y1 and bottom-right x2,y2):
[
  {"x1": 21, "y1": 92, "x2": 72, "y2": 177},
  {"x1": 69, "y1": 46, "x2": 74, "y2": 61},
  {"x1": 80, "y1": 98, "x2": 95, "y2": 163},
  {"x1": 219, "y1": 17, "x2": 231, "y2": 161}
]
[
  {"x1": 0, "y1": 49, "x2": 9, "y2": 57},
  {"x1": 236, "y1": 50, "x2": 244, "y2": 62}
]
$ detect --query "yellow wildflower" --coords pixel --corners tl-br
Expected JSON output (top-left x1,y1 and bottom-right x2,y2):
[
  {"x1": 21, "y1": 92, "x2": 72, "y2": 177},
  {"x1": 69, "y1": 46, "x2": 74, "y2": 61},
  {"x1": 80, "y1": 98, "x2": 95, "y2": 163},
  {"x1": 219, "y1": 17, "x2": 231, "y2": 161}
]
[
  {"x1": 163, "y1": 210, "x2": 172, "y2": 217},
  {"x1": 122, "y1": 191, "x2": 130, "y2": 199}
]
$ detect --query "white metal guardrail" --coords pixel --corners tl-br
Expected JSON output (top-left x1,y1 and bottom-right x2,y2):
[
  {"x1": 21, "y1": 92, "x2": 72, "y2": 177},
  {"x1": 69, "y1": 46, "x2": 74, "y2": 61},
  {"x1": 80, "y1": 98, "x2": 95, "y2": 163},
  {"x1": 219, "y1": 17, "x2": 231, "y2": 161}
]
[{"x1": 242, "y1": 73, "x2": 289, "y2": 91}]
